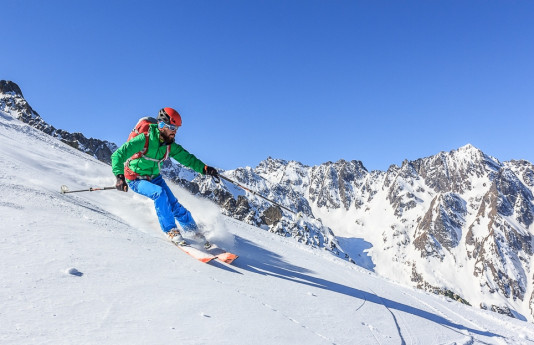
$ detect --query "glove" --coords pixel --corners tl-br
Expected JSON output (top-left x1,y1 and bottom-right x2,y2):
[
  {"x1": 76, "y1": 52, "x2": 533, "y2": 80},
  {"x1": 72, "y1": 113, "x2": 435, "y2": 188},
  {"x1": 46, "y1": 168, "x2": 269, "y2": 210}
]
[
  {"x1": 115, "y1": 174, "x2": 128, "y2": 192},
  {"x1": 204, "y1": 166, "x2": 219, "y2": 177}
]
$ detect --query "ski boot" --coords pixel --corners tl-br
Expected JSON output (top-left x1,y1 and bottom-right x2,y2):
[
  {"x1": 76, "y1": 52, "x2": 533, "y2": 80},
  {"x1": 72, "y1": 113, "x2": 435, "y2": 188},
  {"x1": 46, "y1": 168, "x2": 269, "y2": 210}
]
[
  {"x1": 194, "y1": 232, "x2": 212, "y2": 249},
  {"x1": 168, "y1": 229, "x2": 187, "y2": 246}
]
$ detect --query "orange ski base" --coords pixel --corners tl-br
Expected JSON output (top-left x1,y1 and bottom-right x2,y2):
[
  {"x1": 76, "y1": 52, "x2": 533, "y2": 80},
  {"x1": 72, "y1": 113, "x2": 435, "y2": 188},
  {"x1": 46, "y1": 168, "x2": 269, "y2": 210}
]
[
  {"x1": 175, "y1": 244, "x2": 216, "y2": 263},
  {"x1": 173, "y1": 242, "x2": 238, "y2": 264},
  {"x1": 216, "y1": 252, "x2": 238, "y2": 264}
]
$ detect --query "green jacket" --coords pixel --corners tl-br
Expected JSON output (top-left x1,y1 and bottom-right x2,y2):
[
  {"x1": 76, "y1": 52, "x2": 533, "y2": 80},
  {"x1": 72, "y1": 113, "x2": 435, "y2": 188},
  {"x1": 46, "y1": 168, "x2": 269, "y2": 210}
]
[{"x1": 111, "y1": 124, "x2": 206, "y2": 179}]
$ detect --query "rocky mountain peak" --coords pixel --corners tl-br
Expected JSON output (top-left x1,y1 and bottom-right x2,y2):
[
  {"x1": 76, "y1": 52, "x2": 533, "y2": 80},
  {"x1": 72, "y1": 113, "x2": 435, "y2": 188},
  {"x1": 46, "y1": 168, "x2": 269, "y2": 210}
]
[
  {"x1": 457, "y1": 143, "x2": 478, "y2": 153},
  {"x1": 405, "y1": 145, "x2": 502, "y2": 194},
  {"x1": 0, "y1": 80, "x2": 23, "y2": 97},
  {"x1": 256, "y1": 157, "x2": 290, "y2": 174}
]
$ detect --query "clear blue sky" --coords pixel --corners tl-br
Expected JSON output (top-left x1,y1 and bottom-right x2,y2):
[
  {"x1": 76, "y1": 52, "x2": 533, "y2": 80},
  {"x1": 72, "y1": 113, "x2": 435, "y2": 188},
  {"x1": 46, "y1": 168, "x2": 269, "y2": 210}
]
[{"x1": 3, "y1": 1, "x2": 533, "y2": 171}]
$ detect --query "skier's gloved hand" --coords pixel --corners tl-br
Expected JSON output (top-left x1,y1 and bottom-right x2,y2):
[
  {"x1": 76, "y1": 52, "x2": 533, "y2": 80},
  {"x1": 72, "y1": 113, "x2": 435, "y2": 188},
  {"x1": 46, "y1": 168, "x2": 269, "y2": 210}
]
[
  {"x1": 204, "y1": 165, "x2": 219, "y2": 177},
  {"x1": 115, "y1": 174, "x2": 128, "y2": 192}
]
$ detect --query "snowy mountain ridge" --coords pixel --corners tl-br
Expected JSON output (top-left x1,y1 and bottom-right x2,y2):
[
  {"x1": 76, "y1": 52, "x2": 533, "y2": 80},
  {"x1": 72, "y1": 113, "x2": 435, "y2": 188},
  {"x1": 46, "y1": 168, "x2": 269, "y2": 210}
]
[
  {"x1": 200, "y1": 145, "x2": 534, "y2": 322},
  {"x1": 0, "y1": 80, "x2": 117, "y2": 163},
  {"x1": 2, "y1": 80, "x2": 534, "y2": 323}
]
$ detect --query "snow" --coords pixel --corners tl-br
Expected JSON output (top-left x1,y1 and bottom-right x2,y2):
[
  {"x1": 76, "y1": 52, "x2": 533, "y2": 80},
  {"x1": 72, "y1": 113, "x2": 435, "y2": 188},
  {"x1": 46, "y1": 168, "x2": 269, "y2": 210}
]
[{"x1": 2, "y1": 110, "x2": 534, "y2": 344}]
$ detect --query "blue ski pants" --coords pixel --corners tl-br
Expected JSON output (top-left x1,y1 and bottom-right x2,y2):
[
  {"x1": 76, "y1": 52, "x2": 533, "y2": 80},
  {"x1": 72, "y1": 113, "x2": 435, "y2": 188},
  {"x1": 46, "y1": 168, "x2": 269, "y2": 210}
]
[{"x1": 127, "y1": 175, "x2": 197, "y2": 233}]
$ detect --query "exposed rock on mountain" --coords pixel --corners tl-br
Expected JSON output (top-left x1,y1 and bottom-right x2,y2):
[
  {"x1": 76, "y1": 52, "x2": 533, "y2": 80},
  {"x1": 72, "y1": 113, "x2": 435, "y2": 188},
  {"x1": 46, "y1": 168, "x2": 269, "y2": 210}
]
[{"x1": 414, "y1": 192, "x2": 467, "y2": 258}]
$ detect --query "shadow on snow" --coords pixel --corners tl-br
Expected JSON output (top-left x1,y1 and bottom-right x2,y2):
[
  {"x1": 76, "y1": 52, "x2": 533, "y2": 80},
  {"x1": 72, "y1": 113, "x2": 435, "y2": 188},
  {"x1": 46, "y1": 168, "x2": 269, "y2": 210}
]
[{"x1": 337, "y1": 236, "x2": 375, "y2": 271}]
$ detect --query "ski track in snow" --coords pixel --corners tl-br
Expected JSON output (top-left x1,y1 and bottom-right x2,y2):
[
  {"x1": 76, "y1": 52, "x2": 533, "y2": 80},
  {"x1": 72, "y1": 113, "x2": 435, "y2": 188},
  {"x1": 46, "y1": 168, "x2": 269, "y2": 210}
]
[
  {"x1": 381, "y1": 287, "x2": 491, "y2": 344},
  {"x1": 366, "y1": 286, "x2": 409, "y2": 344},
  {"x1": 352, "y1": 298, "x2": 385, "y2": 345}
]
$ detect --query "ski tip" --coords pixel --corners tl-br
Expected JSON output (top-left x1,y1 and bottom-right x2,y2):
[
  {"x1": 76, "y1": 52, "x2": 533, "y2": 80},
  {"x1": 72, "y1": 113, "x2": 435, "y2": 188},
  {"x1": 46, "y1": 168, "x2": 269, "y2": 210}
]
[{"x1": 216, "y1": 252, "x2": 238, "y2": 264}]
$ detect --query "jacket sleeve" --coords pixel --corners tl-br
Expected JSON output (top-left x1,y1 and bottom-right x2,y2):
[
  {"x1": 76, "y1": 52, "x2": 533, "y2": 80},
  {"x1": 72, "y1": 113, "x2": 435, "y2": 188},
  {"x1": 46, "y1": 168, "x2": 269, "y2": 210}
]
[
  {"x1": 111, "y1": 135, "x2": 147, "y2": 176},
  {"x1": 170, "y1": 143, "x2": 206, "y2": 174}
]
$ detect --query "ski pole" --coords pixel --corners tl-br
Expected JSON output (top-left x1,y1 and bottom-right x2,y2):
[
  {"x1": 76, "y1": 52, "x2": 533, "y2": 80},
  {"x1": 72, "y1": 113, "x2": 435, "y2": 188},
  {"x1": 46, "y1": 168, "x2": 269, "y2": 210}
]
[
  {"x1": 60, "y1": 185, "x2": 116, "y2": 194},
  {"x1": 216, "y1": 175, "x2": 297, "y2": 215}
]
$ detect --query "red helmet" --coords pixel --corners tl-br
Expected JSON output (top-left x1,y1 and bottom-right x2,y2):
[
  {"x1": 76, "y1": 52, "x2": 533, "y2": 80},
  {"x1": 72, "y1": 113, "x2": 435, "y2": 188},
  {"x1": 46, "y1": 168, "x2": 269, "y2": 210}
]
[{"x1": 157, "y1": 107, "x2": 182, "y2": 127}]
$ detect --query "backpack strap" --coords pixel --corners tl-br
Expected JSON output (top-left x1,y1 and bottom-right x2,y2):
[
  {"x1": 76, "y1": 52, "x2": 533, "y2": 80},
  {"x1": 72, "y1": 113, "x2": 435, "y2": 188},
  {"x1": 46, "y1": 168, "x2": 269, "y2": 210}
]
[
  {"x1": 139, "y1": 143, "x2": 171, "y2": 168},
  {"x1": 124, "y1": 134, "x2": 171, "y2": 180},
  {"x1": 132, "y1": 133, "x2": 151, "y2": 160},
  {"x1": 124, "y1": 133, "x2": 151, "y2": 180}
]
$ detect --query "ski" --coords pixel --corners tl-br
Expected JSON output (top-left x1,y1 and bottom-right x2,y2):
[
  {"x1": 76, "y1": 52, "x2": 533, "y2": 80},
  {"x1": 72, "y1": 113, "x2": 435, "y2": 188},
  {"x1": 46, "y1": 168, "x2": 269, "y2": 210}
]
[
  {"x1": 215, "y1": 252, "x2": 239, "y2": 264},
  {"x1": 171, "y1": 241, "x2": 238, "y2": 264},
  {"x1": 172, "y1": 242, "x2": 217, "y2": 263},
  {"x1": 207, "y1": 244, "x2": 239, "y2": 264}
]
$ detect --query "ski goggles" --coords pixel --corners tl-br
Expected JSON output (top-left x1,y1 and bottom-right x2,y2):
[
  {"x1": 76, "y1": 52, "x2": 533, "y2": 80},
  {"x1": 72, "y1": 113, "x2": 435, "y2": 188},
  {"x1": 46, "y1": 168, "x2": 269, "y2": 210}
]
[{"x1": 158, "y1": 122, "x2": 179, "y2": 131}]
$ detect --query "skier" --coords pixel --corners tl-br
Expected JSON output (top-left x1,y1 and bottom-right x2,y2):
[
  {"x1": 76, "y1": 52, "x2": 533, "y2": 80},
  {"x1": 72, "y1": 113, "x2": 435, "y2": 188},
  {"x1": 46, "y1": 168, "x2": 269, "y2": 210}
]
[{"x1": 111, "y1": 107, "x2": 219, "y2": 247}]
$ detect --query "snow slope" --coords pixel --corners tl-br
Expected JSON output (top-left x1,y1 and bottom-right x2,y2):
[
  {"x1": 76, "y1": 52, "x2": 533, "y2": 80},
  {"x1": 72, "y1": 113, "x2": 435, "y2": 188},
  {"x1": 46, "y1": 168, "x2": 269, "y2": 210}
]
[{"x1": 1, "y1": 110, "x2": 534, "y2": 345}]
